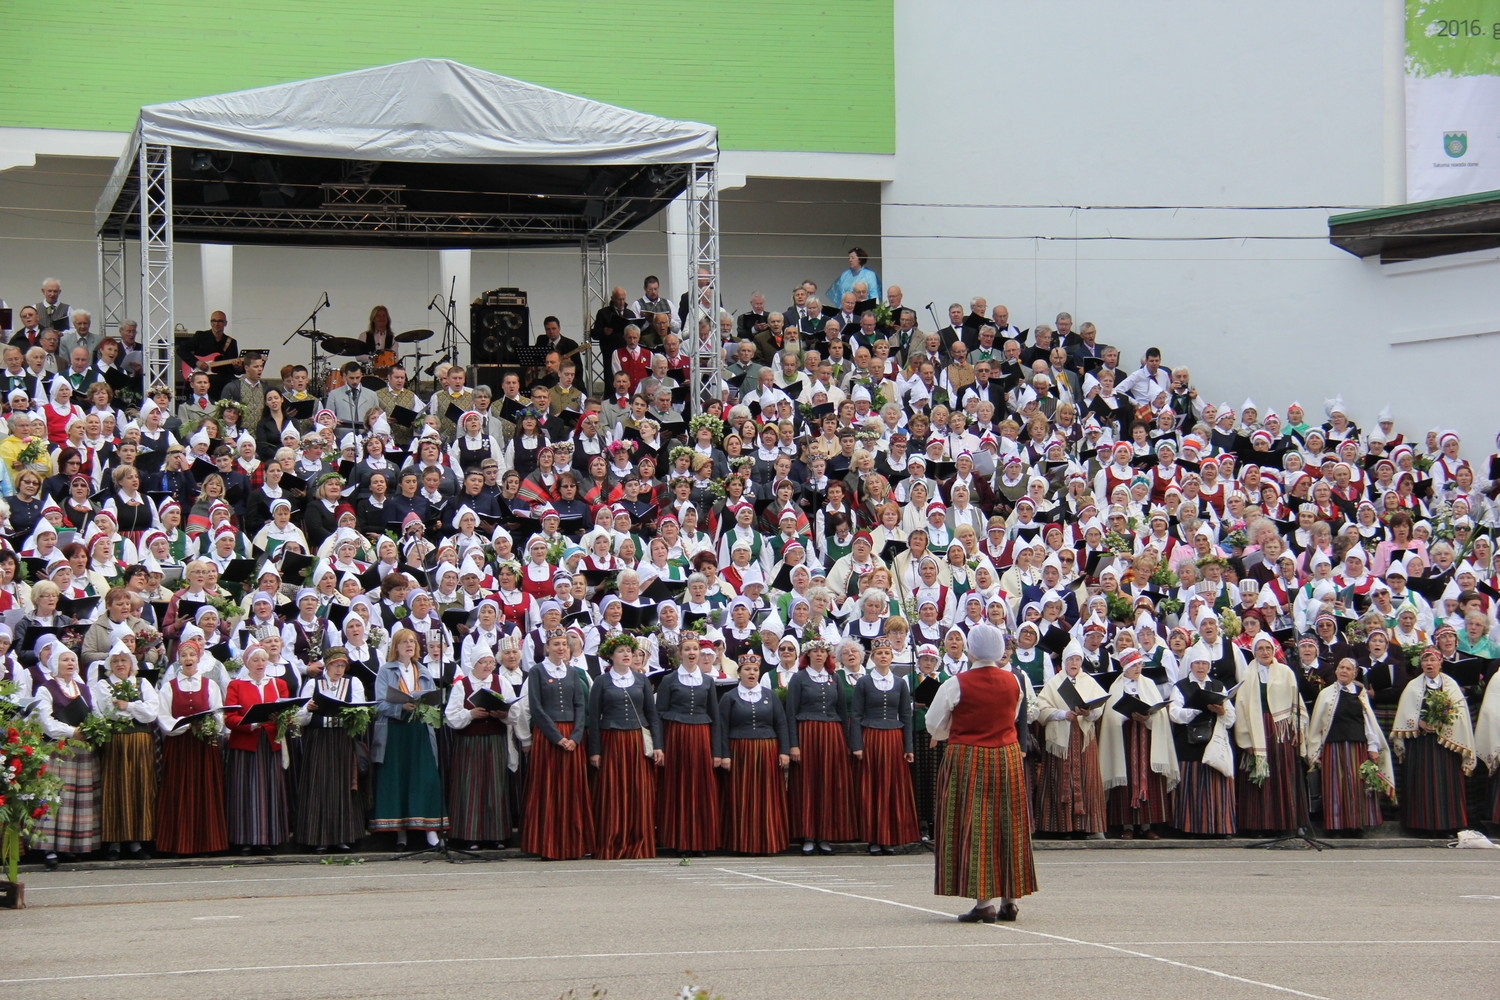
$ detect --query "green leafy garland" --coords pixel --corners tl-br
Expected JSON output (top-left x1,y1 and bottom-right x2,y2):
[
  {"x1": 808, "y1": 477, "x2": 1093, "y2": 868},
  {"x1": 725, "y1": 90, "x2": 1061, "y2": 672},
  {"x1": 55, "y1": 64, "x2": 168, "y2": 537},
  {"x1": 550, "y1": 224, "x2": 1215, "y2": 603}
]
[{"x1": 340, "y1": 706, "x2": 374, "y2": 738}]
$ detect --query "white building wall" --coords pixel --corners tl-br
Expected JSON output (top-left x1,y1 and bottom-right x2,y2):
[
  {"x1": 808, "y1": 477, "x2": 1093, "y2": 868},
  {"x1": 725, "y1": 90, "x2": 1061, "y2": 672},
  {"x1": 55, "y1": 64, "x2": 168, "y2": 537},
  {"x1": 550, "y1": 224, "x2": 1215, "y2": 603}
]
[{"x1": 883, "y1": 0, "x2": 1500, "y2": 448}]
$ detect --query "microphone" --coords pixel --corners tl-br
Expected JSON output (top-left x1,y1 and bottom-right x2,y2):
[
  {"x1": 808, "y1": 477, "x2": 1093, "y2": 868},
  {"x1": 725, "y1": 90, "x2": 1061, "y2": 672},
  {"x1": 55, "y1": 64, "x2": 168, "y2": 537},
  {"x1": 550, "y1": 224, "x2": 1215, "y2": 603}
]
[{"x1": 323, "y1": 292, "x2": 332, "y2": 307}]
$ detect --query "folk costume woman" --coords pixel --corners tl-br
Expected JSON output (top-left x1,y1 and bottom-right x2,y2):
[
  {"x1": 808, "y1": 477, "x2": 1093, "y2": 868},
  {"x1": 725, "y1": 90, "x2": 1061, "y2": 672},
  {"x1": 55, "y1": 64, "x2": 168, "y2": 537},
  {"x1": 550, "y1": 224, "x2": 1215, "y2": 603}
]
[
  {"x1": 1167, "y1": 648, "x2": 1238, "y2": 836},
  {"x1": 370, "y1": 628, "x2": 447, "y2": 848},
  {"x1": 1033, "y1": 642, "x2": 1107, "y2": 836},
  {"x1": 785, "y1": 638, "x2": 858, "y2": 854},
  {"x1": 91, "y1": 640, "x2": 160, "y2": 860},
  {"x1": 1099, "y1": 647, "x2": 1178, "y2": 839},
  {"x1": 223, "y1": 645, "x2": 290, "y2": 855},
  {"x1": 715, "y1": 651, "x2": 792, "y2": 855},
  {"x1": 850, "y1": 637, "x2": 920, "y2": 853},
  {"x1": 587, "y1": 634, "x2": 663, "y2": 859},
  {"x1": 1391, "y1": 645, "x2": 1475, "y2": 834},
  {"x1": 1305, "y1": 658, "x2": 1393, "y2": 834},
  {"x1": 34, "y1": 646, "x2": 101, "y2": 868},
  {"x1": 653, "y1": 636, "x2": 723, "y2": 855},
  {"x1": 522, "y1": 626, "x2": 593, "y2": 860},
  {"x1": 1233, "y1": 632, "x2": 1310, "y2": 836},
  {"x1": 444, "y1": 640, "x2": 516, "y2": 850},
  {"x1": 293, "y1": 647, "x2": 368, "y2": 852},
  {"x1": 154, "y1": 637, "x2": 228, "y2": 855}
]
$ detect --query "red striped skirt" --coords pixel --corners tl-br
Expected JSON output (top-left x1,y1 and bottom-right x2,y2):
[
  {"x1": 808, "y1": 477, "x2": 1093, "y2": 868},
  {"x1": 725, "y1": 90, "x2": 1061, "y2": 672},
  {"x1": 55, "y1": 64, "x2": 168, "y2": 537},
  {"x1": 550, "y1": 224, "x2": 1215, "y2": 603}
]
[
  {"x1": 1319, "y1": 741, "x2": 1382, "y2": 830},
  {"x1": 1034, "y1": 724, "x2": 1106, "y2": 833},
  {"x1": 1235, "y1": 713, "x2": 1307, "y2": 832},
  {"x1": 225, "y1": 731, "x2": 289, "y2": 847},
  {"x1": 934, "y1": 741, "x2": 1037, "y2": 901},
  {"x1": 155, "y1": 734, "x2": 228, "y2": 855},
  {"x1": 521, "y1": 722, "x2": 594, "y2": 859},
  {"x1": 1106, "y1": 719, "x2": 1171, "y2": 827},
  {"x1": 447, "y1": 732, "x2": 510, "y2": 842},
  {"x1": 1173, "y1": 761, "x2": 1236, "y2": 835},
  {"x1": 858, "y1": 727, "x2": 920, "y2": 847},
  {"x1": 788, "y1": 720, "x2": 858, "y2": 842},
  {"x1": 656, "y1": 721, "x2": 720, "y2": 852},
  {"x1": 722, "y1": 738, "x2": 789, "y2": 854},
  {"x1": 1400, "y1": 734, "x2": 1467, "y2": 832},
  {"x1": 592, "y1": 728, "x2": 657, "y2": 859}
]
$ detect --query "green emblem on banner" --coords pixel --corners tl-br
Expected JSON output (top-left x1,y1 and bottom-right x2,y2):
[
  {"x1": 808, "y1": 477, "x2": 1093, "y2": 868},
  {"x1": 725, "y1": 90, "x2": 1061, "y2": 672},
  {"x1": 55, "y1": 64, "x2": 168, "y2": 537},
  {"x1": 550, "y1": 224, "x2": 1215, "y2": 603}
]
[{"x1": 1444, "y1": 131, "x2": 1468, "y2": 158}]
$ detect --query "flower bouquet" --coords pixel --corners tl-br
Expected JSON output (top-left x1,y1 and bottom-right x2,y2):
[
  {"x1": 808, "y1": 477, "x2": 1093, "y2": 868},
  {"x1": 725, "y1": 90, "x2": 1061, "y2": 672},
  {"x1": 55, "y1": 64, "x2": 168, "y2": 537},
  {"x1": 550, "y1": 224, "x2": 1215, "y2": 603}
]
[
  {"x1": 1358, "y1": 759, "x2": 1397, "y2": 803},
  {"x1": 108, "y1": 677, "x2": 142, "y2": 704},
  {"x1": 12, "y1": 438, "x2": 46, "y2": 472},
  {"x1": 1420, "y1": 689, "x2": 1457, "y2": 735},
  {"x1": 1219, "y1": 608, "x2": 1243, "y2": 640},
  {"x1": 190, "y1": 714, "x2": 222, "y2": 743},
  {"x1": 1398, "y1": 642, "x2": 1427, "y2": 669},
  {"x1": 1105, "y1": 592, "x2": 1134, "y2": 623},
  {"x1": 77, "y1": 712, "x2": 130, "y2": 750},
  {"x1": 206, "y1": 593, "x2": 245, "y2": 624},
  {"x1": 1149, "y1": 563, "x2": 1180, "y2": 588},
  {"x1": 1103, "y1": 530, "x2": 1133, "y2": 556}
]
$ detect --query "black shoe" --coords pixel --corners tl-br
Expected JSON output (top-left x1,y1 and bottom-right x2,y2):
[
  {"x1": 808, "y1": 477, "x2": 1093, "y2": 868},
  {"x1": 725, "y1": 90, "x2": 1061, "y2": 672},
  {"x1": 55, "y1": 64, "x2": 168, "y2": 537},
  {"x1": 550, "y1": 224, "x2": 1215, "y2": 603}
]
[
  {"x1": 868, "y1": 844, "x2": 882, "y2": 855},
  {"x1": 107, "y1": 846, "x2": 121, "y2": 861},
  {"x1": 238, "y1": 846, "x2": 252, "y2": 857},
  {"x1": 43, "y1": 853, "x2": 58, "y2": 871},
  {"x1": 818, "y1": 841, "x2": 834, "y2": 855},
  {"x1": 957, "y1": 904, "x2": 997, "y2": 923},
  {"x1": 313, "y1": 846, "x2": 328, "y2": 855},
  {"x1": 801, "y1": 841, "x2": 815, "y2": 855},
  {"x1": 997, "y1": 902, "x2": 1019, "y2": 922},
  {"x1": 335, "y1": 843, "x2": 352, "y2": 852},
  {"x1": 130, "y1": 847, "x2": 154, "y2": 860},
  {"x1": 880, "y1": 846, "x2": 897, "y2": 856}
]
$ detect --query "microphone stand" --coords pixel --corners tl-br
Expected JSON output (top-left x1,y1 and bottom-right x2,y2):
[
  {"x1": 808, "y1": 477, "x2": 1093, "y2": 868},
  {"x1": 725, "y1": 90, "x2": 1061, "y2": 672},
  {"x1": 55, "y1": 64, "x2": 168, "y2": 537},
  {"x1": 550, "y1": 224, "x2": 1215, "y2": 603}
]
[
  {"x1": 1244, "y1": 683, "x2": 1334, "y2": 851},
  {"x1": 285, "y1": 292, "x2": 332, "y2": 394}
]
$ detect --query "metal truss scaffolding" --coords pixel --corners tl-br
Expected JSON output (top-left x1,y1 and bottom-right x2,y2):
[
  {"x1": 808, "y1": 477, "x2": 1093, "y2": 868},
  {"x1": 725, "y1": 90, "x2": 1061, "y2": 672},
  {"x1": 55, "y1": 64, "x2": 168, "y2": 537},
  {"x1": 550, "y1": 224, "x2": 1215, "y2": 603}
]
[
  {"x1": 684, "y1": 162, "x2": 720, "y2": 415},
  {"x1": 580, "y1": 235, "x2": 609, "y2": 394},
  {"x1": 138, "y1": 144, "x2": 175, "y2": 394}
]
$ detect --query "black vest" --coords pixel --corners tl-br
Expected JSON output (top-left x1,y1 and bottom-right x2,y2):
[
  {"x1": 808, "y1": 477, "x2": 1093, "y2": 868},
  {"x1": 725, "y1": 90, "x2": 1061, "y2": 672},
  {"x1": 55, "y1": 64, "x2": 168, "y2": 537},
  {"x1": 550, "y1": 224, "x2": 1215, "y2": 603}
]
[{"x1": 1326, "y1": 689, "x2": 1365, "y2": 745}]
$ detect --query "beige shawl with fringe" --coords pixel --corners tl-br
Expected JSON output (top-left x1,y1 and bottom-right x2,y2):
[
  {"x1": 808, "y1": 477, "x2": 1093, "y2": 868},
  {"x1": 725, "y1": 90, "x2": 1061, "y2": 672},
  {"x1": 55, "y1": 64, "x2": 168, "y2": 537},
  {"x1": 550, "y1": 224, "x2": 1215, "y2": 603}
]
[{"x1": 1099, "y1": 673, "x2": 1179, "y2": 792}]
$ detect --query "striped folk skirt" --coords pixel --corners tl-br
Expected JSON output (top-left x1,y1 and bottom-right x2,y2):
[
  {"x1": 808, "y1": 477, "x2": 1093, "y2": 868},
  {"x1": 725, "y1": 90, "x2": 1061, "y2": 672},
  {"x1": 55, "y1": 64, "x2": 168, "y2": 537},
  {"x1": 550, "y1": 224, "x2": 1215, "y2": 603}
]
[
  {"x1": 295, "y1": 726, "x2": 367, "y2": 848},
  {"x1": 1235, "y1": 714, "x2": 1307, "y2": 832},
  {"x1": 521, "y1": 722, "x2": 593, "y2": 860},
  {"x1": 225, "y1": 731, "x2": 289, "y2": 847},
  {"x1": 1400, "y1": 734, "x2": 1467, "y2": 832},
  {"x1": 592, "y1": 728, "x2": 657, "y2": 860},
  {"x1": 788, "y1": 720, "x2": 858, "y2": 842},
  {"x1": 859, "y1": 727, "x2": 920, "y2": 847},
  {"x1": 910, "y1": 730, "x2": 944, "y2": 831},
  {"x1": 722, "y1": 738, "x2": 789, "y2": 854},
  {"x1": 933, "y1": 741, "x2": 1037, "y2": 901},
  {"x1": 1034, "y1": 725, "x2": 1106, "y2": 834},
  {"x1": 38, "y1": 744, "x2": 101, "y2": 854},
  {"x1": 447, "y1": 731, "x2": 510, "y2": 843},
  {"x1": 1319, "y1": 741, "x2": 1382, "y2": 831},
  {"x1": 656, "y1": 721, "x2": 720, "y2": 852},
  {"x1": 1173, "y1": 761, "x2": 1236, "y2": 835},
  {"x1": 155, "y1": 734, "x2": 228, "y2": 855},
  {"x1": 370, "y1": 718, "x2": 448, "y2": 833},
  {"x1": 1106, "y1": 719, "x2": 1171, "y2": 828},
  {"x1": 100, "y1": 729, "x2": 157, "y2": 843}
]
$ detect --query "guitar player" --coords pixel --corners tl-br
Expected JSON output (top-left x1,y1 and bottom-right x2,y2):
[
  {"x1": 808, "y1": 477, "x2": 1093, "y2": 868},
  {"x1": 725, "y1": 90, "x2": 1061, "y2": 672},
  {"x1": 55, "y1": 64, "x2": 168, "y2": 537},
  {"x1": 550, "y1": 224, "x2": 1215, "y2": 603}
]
[{"x1": 179, "y1": 310, "x2": 241, "y2": 394}]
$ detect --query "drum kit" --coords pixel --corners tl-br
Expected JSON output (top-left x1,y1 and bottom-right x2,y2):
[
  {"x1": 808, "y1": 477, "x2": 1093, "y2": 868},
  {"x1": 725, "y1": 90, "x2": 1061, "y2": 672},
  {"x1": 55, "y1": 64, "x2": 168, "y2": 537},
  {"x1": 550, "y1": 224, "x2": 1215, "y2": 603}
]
[{"x1": 299, "y1": 326, "x2": 435, "y2": 393}]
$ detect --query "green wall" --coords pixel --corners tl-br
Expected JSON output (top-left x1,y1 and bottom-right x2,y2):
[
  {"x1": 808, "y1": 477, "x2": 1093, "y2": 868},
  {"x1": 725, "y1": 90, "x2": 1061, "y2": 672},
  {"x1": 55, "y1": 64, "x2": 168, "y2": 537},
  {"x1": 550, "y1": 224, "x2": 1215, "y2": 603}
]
[{"x1": 0, "y1": 0, "x2": 894, "y2": 153}]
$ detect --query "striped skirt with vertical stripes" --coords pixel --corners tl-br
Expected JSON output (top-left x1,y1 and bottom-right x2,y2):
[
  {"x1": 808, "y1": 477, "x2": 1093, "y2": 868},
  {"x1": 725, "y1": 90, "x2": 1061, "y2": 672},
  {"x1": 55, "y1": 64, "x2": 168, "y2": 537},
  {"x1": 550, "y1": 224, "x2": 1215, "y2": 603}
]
[
  {"x1": 910, "y1": 730, "x2": 943, "y2": 831},
  {"x1": 721, "y1": 738, "x2": 789, "y2": 855},
  {"x1": 1399, "y1": 733, "x2": 1467, "y2": 832},
  {"x1": 155, "y1": 735, "x2": 228, "y2": 855},
  {"x1": 295, "y1": 726, "x2": 366, "y2": 848},
  {"x1": 1106, "y1": 718, "x2": 1171, "y2": 827},
  {"x1": 1318, "y1": 740, "x2": 1383, "y2": 830},
  {"x1": 1034, "y1": 724, "x2": 1106, "y2": 834},
  {"x1": 447, "y1": 731, "x2": 510, "y2": 843},
  {"x1": 1235, "y1": 713, "x2": 1307, "y2": 832},
  {"x1": 788, "y1": 720, "x2": 858, "y2": 842},
  {"x1": 1173, "y1": 761, "x2": 1236, "y2": 835},
  {"x1": 933, "y1": 741, "x2": 1037, "y2": 901},
  {"x1": 521, "y1": 722, "x2": 593, "y2": 859},
  {"x1": 656, "y1": 721, "x2": 720, "y2": 852},
  {"x1": 592, "y1": 728, "x2": 657, "y2": 859},
  {"x1": 225, "y1": 731, "x2": 289, "y2": 846},
  {"x1": 99, "y1": 729, "x2": 156, "y2": 843}
]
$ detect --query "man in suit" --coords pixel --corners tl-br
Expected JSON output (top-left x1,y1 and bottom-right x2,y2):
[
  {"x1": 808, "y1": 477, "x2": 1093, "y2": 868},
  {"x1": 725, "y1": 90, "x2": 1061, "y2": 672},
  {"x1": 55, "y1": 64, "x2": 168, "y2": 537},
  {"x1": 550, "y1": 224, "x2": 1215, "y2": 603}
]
[
  {"x1": 785, "y1": 285, "x2": 819, "y2": 335},
  {"x1": 752, "y1": 312, "x2": 788, "y2": 366},
  {"x1": 1067, "y1": 321, "x2": 1103, "y2": 372},
  {"x1": 937, "y1": 303, "x2": 967, "y2": 355},
  {"x1": 959, "y1": 296, "x2": 990, "y2": 347},
  {"x1": 534, "y1": 314, "x2": 581, "y2": 364},
  {"x1": 325, "y1": 361, "x2": 381, "y2": 431},
  {"x1": 220, "y1": 354, "x2": 268, "y2": 431},
  {"x1": 35, "y1": 278, "x2": 70, "y2": 333},
  {"x1": 59, "y1": 309, "x2": 102, "y2": 360},
  {"x1": 989, "y1": 304, "x2": 1027, "y2": 349},
  {"x1": 737, "y1": 292, "x2": 771, "y2": 341},
  {"x1": 177, "y1": 371, "x2": 216, "y2": 429},
  {"x1": 8, "y1": 306, "x2": 45, "y2": 351},
  {"x1": 590, "y1": 286, "x2": 636, "y2": 387}
]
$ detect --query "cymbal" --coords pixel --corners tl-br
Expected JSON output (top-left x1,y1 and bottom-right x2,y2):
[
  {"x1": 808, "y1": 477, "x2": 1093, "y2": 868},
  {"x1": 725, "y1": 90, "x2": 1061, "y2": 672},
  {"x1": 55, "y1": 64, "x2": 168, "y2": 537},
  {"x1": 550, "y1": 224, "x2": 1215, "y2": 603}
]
[
  {"x1": 293, "y1": 329, "x2": 326, "y2": 341},
  {"x1": 395, "y1": 327, "x2": 435, "y2": 344},
  {"x1": 320, "y1": 336, "x2": 368, "y2": 356}
]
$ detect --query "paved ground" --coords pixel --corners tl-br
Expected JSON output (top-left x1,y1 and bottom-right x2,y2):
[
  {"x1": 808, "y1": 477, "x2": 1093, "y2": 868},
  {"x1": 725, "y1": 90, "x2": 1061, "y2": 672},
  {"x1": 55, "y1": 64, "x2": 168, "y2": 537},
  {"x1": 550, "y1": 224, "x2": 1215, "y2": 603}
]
[{"x1": 4, "y1": 846, "x2": 1499, "y2": 1000}]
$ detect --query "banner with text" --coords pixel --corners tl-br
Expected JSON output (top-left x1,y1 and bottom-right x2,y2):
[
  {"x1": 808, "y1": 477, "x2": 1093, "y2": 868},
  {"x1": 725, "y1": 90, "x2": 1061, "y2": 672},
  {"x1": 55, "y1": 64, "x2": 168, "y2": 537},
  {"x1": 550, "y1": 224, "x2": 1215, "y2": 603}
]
[{"x1": 1406, "y1": 0, "x2": 1500, "y2": 201}]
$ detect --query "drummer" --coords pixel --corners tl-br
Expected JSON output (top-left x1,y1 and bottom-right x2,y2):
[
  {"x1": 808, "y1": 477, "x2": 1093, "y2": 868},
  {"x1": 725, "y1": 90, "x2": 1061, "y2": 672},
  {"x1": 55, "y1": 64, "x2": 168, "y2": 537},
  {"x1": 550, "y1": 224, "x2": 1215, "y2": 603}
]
[{"x1": 362, "y1": 305, "x2": 397, "y2": 356}]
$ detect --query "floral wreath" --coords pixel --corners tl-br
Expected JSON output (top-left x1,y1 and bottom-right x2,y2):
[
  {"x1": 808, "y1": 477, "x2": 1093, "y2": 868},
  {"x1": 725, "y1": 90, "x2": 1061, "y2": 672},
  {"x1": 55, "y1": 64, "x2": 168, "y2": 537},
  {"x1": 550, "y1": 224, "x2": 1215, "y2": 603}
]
[
  {"x1": 606, "y1": 439, "x2": 637, "y2": 458},
  {"x1": 688, "y1": 413, "x2": 724, "y2": 444},
  {"x1": 668, "y1": 445, "x2": 695, "y2": 467},
  {"x1": 598, "y1": 633, "x2": 641, "y2": 659}
]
